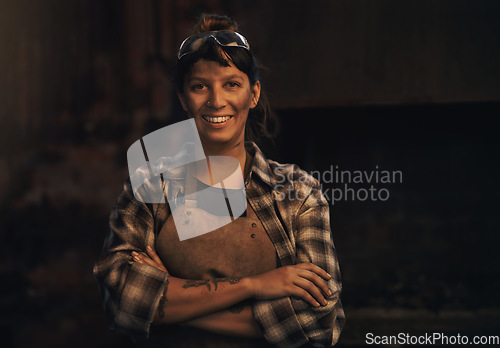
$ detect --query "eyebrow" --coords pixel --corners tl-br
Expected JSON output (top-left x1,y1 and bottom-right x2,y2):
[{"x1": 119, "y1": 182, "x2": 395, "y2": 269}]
[
  {"x1": 187, "y1": 74, "x2": 245, "y2": 83},
  {"x1": 224, "y1": 74, "x2": 245, "y2": 81}
]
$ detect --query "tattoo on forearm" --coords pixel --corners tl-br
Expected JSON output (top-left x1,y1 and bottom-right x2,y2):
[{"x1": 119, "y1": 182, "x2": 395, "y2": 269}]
[
  {"x1": 182, "y1": 277, "x2": 241, "y2": 293},
  {"x1": 212, "y1": 276, "x2": 241, "y2": 291},
  {"x1": 183, "y1": 279, "x2": 212, "y2": 292},
  {"x1": 158, "y1": 277, "x2": 169, "y2": 319}
]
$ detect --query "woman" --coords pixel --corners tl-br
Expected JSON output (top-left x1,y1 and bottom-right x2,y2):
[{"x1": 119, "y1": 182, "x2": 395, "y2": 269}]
[{"x1": 94, "y1": 14, "x2": 345, "y2": 347}]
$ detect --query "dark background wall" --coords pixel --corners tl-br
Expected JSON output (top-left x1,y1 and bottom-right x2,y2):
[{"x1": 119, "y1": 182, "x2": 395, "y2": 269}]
[{"x1": 1, "y1": 1, "x2": 499, "y2": 346}]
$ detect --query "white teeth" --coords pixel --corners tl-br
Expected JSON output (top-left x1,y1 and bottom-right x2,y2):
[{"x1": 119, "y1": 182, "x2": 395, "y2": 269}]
[{"x1": 203, "y1": 115, "x2": 231, "y2": 123}]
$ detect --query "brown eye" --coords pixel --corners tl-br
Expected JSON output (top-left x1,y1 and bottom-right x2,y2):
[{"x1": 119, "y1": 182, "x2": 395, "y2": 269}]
[
  {"x1": 192, "y1": 83, "x2": 206, "y2": 91},
  {"x1": 226, "y1": 81, "x2": 240, "y2": 88}
]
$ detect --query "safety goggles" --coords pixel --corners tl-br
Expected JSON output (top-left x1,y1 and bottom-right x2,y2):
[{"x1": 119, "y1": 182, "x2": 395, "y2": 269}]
[{"x1": 177, "y1": 30, "x2": 250, "y2": 60}]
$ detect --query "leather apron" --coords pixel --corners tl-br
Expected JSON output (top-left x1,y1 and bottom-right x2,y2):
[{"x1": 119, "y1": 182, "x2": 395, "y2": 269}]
[
  {"x1": 156, "y1": 200, "x2": 278, "y2": 279},
  {"x1": 150, "y1": 197, "x2": 278, "y2": 347}
]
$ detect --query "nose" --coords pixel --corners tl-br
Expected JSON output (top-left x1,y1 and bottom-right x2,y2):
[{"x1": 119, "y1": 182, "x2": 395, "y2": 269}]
[{"x1": 207, "y1": 87, "x2": 226, "y2": 110}]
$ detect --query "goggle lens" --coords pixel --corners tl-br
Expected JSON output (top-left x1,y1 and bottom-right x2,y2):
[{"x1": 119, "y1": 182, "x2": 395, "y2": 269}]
[{"x1": 178, "y1": 30, "x2": 250, "y2": 59}]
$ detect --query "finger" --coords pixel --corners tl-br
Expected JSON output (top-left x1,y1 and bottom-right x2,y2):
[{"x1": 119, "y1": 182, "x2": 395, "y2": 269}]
[
  {"x1": 146, "y1": 246, "x2": 167, "y2": 270},
  {"x1": 291, "y1": 287, "x2": 321, "y2": 308},
  {"x1": 293, "y1": 278, "x2": 328, "y2": 306},
  {"x1": 139, "y1": 254, "x2": 164, "y2": 270},
  {"x1": 298, "y1": 269, "x2": 332, "y2": 297},
  {"x1": 295, "y1": 263, "x2": 331, "y2": 280},
  {"x1": 296, "y1": 263, "x2": 331, "y2": 280},
  {"x1": 132, "y1": 252, "x2": 145, "y2": 265},
  {"x1": 132, "y1": 250, "x2": 167, "y2": 273},
  {"x1": 146, "y1": 248, "x2": 168, "y2": 273},
  {"x1": 132, "y1": 251, "x2": 157, "y2": 267}
]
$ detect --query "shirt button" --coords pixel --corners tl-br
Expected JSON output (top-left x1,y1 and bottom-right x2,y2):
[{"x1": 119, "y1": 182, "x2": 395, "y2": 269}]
[
  {"x1": 184, "y1": 220, "x2": 190, "y2": 224},
  {"x1": 186, "y1": 211, "x2": 191, "y2": 216},
  {"x1": 251, "y1": 233, "x2": 256, "y2": 238},
  {"x1": 251, "y1": 223, "x2": 257, "y2": 228}
]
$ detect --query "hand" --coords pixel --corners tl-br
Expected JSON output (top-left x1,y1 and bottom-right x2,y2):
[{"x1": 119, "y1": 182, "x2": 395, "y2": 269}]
[
  {"x1": 132, "y1": 246, "x2": 169, "y2": 274},
  {"x1": 247, "y1": 263, "x2": 332, "y2": 308}
]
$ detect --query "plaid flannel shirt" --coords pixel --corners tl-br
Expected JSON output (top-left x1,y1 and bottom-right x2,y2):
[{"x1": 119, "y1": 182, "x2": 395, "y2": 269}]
[{"x1": 93, "y1": 142, "x2": 345, "y2": 347}]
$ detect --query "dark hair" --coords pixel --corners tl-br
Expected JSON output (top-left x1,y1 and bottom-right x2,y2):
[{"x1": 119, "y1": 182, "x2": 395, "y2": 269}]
[{"x1": 170, "y1": 14, "x2": 277, "y2": 146}]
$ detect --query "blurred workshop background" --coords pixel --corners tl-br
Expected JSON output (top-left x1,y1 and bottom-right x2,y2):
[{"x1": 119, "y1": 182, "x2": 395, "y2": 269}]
[{"x1": 1, "y1": 0, "x2": 499, "y2": 347}]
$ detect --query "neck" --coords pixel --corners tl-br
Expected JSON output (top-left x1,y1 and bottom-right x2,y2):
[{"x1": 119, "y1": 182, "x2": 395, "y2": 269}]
[{"x1": 201, "y1": 140, "x2": 248, "y2": 178}]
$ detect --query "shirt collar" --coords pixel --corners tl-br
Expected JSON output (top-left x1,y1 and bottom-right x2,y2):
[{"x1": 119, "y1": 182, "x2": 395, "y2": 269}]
[{"x1": 245, "y1": 142, "x2": 276, "y2": 188}]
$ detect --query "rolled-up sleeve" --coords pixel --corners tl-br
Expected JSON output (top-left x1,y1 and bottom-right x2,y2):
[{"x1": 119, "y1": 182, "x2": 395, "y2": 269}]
[
  {"x1": 253, "y1": 186, "x2": 345, "y2": 347},
  {"x1": 93, "y1": 178, "x2": 169, "y2": 338}
]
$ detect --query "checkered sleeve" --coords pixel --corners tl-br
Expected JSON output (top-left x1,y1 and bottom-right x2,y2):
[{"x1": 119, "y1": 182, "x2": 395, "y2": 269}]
[
  {"x1": 93, "y1": 178, "x2": 169, "y2": 338},
  {"x1": 253, "y1": 184, "x2": 345, "y2": 347}
]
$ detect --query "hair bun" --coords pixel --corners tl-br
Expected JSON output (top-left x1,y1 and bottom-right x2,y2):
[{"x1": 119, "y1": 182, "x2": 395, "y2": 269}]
[{"x1": 194, "y1": 13, "x2": 239, "y2": 33}]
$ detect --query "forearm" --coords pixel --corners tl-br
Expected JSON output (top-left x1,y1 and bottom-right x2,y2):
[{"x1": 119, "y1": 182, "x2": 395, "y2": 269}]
[
  {"x1": 181, "y1": 304, "x2": 262, "y2": 338},
  {"x1": 153, "y1": 275, "x2": 254, "y2": 325},
  {"x1": 133, "y1": 245, "x2": 335, "y2": 341}
]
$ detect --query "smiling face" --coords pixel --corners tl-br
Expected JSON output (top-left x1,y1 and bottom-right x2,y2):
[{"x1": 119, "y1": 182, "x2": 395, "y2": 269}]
[{"x1": 178, "y1": 59, "x2": 260, "y2": 153}]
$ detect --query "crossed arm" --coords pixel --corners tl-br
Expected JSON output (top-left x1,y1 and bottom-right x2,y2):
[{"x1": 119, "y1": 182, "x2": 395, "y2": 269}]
[
  {"x1": 132, "y1": 246, "x2": 332, "y2": 337},
  {"x1": 94, "y1": 177, "x2": 344, "y2": 345}
]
